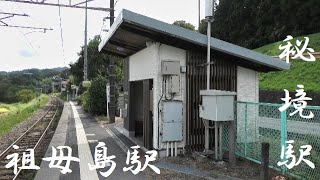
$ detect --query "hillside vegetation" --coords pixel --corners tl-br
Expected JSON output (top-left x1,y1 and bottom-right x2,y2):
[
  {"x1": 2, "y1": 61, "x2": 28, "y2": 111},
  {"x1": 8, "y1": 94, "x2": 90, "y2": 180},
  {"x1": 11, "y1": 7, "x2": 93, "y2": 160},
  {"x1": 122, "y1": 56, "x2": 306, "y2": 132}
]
[
  {"x1": 255, "y1": 32, "x2": 320, "y2": 93},
  {"x1": 0, "y1": 95, "x2": 48, "y2": 137}
]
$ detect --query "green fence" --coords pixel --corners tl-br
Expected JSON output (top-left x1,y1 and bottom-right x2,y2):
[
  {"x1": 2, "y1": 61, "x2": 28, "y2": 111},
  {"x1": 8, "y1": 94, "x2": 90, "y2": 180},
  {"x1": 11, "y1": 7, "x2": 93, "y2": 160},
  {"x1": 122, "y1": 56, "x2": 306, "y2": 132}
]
[{"x1": 224, "y1": 101, "x2": 320, "y2": 180}]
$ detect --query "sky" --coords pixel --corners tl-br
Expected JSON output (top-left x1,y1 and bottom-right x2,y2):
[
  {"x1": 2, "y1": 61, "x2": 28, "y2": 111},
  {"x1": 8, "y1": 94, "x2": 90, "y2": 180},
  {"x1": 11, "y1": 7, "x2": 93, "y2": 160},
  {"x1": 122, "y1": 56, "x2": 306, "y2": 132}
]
[{"x1": 0, "y1": 0, "x2": 207, "y2": 72}]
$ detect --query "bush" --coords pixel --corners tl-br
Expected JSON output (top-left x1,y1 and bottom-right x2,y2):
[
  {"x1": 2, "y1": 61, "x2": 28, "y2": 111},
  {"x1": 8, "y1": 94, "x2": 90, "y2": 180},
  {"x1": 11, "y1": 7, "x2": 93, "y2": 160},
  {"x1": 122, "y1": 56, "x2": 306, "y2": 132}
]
[
  {"x1": 15, "y1": 89, "x2": 35, "y2": 103},
  {"x1": 88, "y1": 75, "x2": 107, "y2": 115},
  {"x1": 80, "y1": 90, "x2": 90, "y2": 112}
]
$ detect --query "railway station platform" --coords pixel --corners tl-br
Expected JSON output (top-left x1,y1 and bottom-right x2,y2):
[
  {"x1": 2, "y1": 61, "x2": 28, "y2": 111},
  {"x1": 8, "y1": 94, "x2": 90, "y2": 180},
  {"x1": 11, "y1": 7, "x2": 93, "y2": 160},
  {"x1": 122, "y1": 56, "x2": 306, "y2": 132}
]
[{"x1": 35, "y1": 102, "x2": 146, "y2": 180}]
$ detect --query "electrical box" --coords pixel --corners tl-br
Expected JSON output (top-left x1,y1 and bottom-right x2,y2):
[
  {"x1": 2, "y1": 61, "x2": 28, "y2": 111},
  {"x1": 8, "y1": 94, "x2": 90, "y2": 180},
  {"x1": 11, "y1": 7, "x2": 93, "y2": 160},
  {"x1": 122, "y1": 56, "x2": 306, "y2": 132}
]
[
  {"x1": 162, "y1": 122, "x2": 183, "y2": 142},
  {"x1": 170, "y1": 76, "x2": 180, "y2": 93},
  {"x1": 162, "y1": 101, "x2": 183, "y2": 142},
  {"x1": 162, "y1": 61, "x2": 180, "y2": 75},
  {"x1": 199, "y1": 90, "x2": 236, "y2": 121}
]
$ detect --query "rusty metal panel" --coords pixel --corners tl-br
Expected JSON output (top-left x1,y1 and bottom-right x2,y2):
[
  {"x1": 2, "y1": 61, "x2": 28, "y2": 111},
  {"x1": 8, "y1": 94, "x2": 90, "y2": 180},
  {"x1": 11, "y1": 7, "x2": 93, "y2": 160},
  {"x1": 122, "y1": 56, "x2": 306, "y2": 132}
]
[{"x1": 185, "y1": 51, "x2": 237, "y2": 152}]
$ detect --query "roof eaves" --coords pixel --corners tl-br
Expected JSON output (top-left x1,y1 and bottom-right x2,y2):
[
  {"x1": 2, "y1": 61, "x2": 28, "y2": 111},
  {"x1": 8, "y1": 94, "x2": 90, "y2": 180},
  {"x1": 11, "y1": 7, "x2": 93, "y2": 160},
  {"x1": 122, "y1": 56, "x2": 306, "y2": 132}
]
[{"x1": 99, "y1": 9, "x2": 290, "y2": 71}]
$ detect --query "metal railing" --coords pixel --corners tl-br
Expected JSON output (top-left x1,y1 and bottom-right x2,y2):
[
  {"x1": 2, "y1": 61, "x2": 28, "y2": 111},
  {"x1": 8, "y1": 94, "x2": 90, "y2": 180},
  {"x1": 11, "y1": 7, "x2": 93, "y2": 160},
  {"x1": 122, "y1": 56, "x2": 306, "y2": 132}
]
[{"x1": 223, "y1": 101, "x2": 320, "y2": 180}]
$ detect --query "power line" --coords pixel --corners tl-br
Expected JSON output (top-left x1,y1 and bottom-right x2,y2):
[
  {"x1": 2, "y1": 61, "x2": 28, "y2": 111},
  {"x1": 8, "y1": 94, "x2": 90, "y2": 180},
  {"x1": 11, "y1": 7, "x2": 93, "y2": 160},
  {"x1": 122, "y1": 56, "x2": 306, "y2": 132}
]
[
  {"x1": 57, "y1": 0, "x2": 66, "y2": 65},
  {"x1": 0, "y1": 6, "x2": 53, "y2": 31},
  {"x1": 0, "y1": 24, "x2": 52, "y2": 31},
  {"x1": 99, "y1": 0, "x2": 119, "y2": 37},
  {"x1": 0, "y1": 8, "x2": 40, "y2": 55},
  {"x1": 0, "y1": 0, "x2": 111, "y2": 11},
  {"x1": 0, "y1": 12, "x2": 28, "y2": 16}
]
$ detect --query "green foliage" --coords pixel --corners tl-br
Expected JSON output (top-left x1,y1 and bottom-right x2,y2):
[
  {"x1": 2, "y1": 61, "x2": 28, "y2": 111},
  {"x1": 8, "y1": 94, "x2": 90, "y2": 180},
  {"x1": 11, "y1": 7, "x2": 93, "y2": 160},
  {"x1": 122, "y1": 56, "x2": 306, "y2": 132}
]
[
  {"x1": 88, "y1": 75, "x2": 108, "y2": 115},
  {"x1": 79, "y1": 90, "x2": 90, "y2": 111},
  {"x1": 0, "y1": 67, "x2": 67, "y2": 103},
  {"x1": 16, "y1": 89, "x2": 36, "y2": 103},
  {"x1": 173, "y1": 20, "x2": 196, "y2": 31},
  {"x1": 69, "y1": 34, "x2": 123, "y2": 105},
  {"x1": 70, "y1": 35, "x2": 117, "y2": 85},
  {"x1": 255, "y1": 32, "x2": 320, "y2": 93},
  {"x1": 259, "y1": 60, "x2": 320, "y2": 93},
  {"x1": 0, "y1": 95, "x2": 48, "y2": 137},
  {"x1": 255, "y1": 32, "x2": 320, "y2": 56},
  {"x1": 199, "y1": 0, "x2": 320, "y2": 49}
]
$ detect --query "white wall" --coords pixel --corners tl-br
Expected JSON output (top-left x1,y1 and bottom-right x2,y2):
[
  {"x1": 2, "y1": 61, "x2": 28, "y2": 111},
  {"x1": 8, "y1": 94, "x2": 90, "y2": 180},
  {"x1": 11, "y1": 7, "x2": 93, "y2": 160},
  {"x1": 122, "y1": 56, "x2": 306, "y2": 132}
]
[
  {"x1": 129, "y1": 43, "x2": 158, "y2": 81},
  {"x1": 237, "y1": 66, "x2": 259, "y2": 102},
  {"x1": 236, "y1": 66, "x2": 259, "y2": 143},
  {"x1": 128, "y1": 42, "x2": 187, "y2": 151},
  {"x1": 155, "y1": 44, "x2": 186, "y2": 151}
]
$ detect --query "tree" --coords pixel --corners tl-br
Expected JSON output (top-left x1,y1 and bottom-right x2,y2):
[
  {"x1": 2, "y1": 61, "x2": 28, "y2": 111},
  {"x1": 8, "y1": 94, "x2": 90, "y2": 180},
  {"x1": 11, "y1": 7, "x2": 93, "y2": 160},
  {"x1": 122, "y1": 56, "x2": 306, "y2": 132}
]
[
  {"x1": 88, "y1": 75, "x2": 108, "y2": 115},
  {"x1": 16, "y1": 89, "x2": 35, "y2": 103},
  {"x1": 173, "y1": 20, "x2": 196, "y2": 31},
  {"x1": 199, "y1": 0, "x2": 320, "y2": 49},
  {"x1": 69, "y1": 35, "x2": 123, "y2": 90}
]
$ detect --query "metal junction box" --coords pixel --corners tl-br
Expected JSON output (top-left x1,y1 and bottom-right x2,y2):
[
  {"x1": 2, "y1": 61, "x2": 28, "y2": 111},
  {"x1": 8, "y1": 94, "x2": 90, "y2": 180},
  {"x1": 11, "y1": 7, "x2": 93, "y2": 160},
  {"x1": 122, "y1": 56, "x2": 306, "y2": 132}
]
[
  {"x1": 162, "y1": 61, "x2": 180, "y2": 75},
  {"x1": 162, "y1": 101, "x2": 183, "y2": 142},
  {"x1": 199, "y1": 90, "x2": 236, "y2": 121}
]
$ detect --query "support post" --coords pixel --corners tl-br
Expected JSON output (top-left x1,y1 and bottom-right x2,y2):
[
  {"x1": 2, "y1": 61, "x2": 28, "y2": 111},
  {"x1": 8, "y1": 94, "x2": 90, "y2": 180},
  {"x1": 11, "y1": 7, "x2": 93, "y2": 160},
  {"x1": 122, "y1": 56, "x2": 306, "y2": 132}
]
[
  {"x1": 219, "y1": 122, "x2": 223, "y2": 160},
  {"x1": 280, "y1": 110, "x2": 287, "y2": 175},
  {"x1": 205, "y1": 121, "x2": 209, "y2": 151},
  {"x1": 228, "y1": 120, "x2": 236, "y2": 166},
  {"x1": 260, "y1": 142, "x2": 270, "y2": 180},
  {"x1": 244, "y1": 103, "x2": 248, "y2": 157},
  {"x1": 83, "y1": 0, "x2": 88, "y2": 81},
  {"x1": 108, "y1": 0, "x2": 115, "y2": 123},
  {"x1": 215, "y1": 121, "x2": 218, "y2": 160}
]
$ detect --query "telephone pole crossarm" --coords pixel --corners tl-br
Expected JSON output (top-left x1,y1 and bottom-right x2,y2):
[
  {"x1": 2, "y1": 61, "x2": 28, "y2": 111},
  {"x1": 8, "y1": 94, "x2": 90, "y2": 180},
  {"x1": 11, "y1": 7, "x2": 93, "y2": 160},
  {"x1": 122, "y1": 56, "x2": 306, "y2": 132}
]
[{"x1": 0, "y1": 0, "x2": 111, "y2": 11}]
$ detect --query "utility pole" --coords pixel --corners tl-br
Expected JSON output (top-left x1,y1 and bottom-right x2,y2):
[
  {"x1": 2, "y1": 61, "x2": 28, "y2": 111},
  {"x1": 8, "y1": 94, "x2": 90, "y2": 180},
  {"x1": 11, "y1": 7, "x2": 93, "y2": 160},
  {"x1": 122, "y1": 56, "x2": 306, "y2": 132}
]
[
  {"x1": 109, "y1": 0, "x2": 115, "y2": 123},
  {"x1": 84, "y1": 1, "x2": 88, "y2": 81},
  {"x1": 198, "y1": 0, "x2": 200, "y2": 28}
]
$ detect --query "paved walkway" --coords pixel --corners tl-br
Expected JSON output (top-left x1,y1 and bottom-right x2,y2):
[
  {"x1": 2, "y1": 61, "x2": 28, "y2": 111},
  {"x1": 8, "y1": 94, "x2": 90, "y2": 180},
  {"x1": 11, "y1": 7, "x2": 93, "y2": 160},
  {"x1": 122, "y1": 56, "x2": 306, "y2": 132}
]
[
  {"x1": 35, "y1": 102, "x2": 145, "y2": 180},
  {"x1": 35, "y1": 102, "x2": 240, "y2": 180}
]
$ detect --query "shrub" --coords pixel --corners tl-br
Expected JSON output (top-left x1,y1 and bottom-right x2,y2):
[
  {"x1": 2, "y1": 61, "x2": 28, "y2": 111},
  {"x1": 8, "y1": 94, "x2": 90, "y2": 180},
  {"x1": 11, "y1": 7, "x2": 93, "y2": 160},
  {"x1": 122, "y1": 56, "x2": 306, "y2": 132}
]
[
  {"x1": 80, "y1": 90, "x2": 90, "y2": 112},
  {"x1": 88, "y1": 75, "x2": 107, "y2": 115},
  {"x1": 15, "y1": 89, "x2": 35, "y2": 103}
]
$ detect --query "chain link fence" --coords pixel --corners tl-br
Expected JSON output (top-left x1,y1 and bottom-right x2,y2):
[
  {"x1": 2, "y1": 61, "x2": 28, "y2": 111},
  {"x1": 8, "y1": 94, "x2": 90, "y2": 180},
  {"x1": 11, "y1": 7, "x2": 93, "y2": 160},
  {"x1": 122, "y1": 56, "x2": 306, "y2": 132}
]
[{"x1": 223, "y1": 101, "x2": 320, "y2": 180}]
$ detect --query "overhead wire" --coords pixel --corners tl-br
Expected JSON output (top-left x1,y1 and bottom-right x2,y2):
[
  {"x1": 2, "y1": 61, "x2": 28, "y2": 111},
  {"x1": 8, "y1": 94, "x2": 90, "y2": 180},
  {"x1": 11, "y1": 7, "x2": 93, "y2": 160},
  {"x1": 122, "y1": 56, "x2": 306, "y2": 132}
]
[
  {"x1": 0, "y1": 7, "x2": 39, "y2": 56},
  {"x1": 99, "y1": 0, "x2": 120, "y2": 37},
  {"x1": 57, "y1": 0, "x2": 66, "y2": 66}
]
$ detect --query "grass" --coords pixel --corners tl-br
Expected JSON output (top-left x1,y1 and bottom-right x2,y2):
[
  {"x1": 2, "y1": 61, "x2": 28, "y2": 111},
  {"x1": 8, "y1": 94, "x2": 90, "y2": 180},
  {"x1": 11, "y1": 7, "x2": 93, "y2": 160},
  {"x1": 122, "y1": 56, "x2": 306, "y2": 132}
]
[
  {"x1": 259, "y1": 60, "x2": 320, "y2": 93},
  {"x1": 255, "y1": 32, "x2": 320, "y2": 56},
  {"x1": 0, "y1": 95, "x2": 49, "y2": 138},
  {"x1": 0, "y1": 107, "x2": 9, "y2": 114},
  {"x1": 254, "y1": 32, "x2": 320, "y2": 93}
]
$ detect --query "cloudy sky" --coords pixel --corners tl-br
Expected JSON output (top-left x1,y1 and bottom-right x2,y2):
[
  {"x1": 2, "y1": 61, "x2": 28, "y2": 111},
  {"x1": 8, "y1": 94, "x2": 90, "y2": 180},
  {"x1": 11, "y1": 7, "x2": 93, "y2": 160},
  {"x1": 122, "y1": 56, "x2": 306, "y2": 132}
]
[{"x1": 0, "y1": 0, "x2": 206, "y2": 72}]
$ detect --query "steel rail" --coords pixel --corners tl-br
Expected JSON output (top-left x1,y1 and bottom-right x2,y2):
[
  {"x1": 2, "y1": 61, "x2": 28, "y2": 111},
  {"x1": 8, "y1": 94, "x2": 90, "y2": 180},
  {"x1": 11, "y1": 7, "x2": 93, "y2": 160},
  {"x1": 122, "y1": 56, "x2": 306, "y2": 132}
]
[
  {"x1": 0, "y1": 102, "x2": 53, "y2": 159},
  {"x1": 12, "y1": 99, "x2": 60, "y2": 180}
]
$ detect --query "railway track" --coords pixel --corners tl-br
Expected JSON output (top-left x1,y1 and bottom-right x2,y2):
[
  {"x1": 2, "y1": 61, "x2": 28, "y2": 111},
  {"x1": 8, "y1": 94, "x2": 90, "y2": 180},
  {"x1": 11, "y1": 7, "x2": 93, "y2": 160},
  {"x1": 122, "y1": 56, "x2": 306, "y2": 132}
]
[{"x1": 0, "y1": 97, "x2": 60, "y2": 180}]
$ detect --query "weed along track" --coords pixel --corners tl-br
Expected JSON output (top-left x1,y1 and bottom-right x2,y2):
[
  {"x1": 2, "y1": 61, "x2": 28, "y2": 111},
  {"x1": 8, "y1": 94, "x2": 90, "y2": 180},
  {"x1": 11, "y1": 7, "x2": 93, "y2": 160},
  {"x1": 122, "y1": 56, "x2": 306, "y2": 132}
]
[{"x1": 0, "y1": 97, "x2": 62, "y2": 180}]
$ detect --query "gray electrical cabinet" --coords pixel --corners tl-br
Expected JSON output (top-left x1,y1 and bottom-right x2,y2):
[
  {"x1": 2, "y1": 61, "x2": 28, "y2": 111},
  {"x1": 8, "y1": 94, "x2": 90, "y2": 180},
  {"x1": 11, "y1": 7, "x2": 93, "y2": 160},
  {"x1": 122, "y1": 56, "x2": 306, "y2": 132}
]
[
  {"x1": 162, "y1": 61, "x2": 180, "y2": 75},
  {"x1": 199, "y1": 90, "x2": 236, "y2": 121},
  {"x1": 162, "y1": 101, "x2": 183, "y2": 142}
]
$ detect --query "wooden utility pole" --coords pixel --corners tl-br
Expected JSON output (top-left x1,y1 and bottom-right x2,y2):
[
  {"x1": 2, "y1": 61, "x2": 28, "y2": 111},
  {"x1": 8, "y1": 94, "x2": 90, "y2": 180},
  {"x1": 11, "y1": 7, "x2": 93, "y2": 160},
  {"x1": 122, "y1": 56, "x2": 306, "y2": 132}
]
[{"x1": 109, "y1": 0, "x2": 115, "y2": 123}]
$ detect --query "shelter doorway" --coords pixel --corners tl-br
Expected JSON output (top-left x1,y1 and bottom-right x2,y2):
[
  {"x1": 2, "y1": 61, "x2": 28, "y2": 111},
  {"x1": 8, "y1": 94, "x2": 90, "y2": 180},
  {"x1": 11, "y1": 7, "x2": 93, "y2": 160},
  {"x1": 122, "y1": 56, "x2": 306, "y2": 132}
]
[{"x1": 129, "y1": 79, "x2": 153, "y2": 149}]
